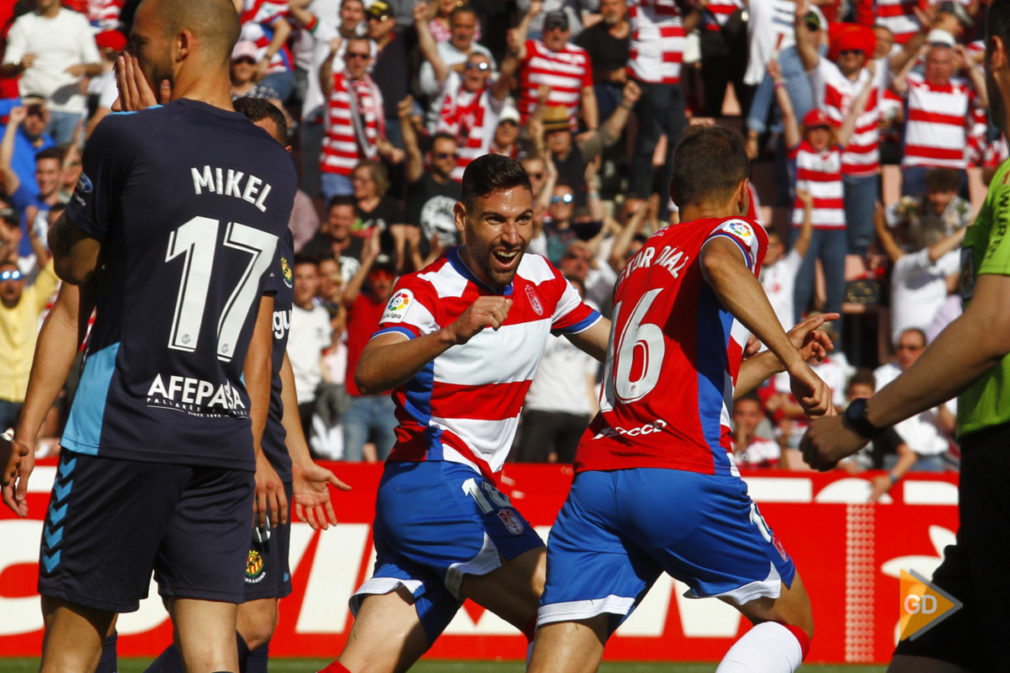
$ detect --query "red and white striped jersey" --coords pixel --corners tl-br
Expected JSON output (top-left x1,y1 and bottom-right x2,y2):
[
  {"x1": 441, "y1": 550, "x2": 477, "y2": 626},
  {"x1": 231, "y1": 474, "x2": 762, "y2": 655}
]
[
  {"x1": 627, "y1": 0, "x2": 685, "y2": 85},
  {"x1": 240, "y1": 0, "x2": 289, "y2": 25},
  {"x1": 902, "y1": 72, "x2": 974, "y2": 171},
  {"x1": 374, "y1": 248, "x2": 601, "y2": 479},
  {"x1": 240, "y1": 20, "x2": 294, "y2": 74},
  {"x1": 518, "y1": 39, "x2": 593, "y2": 126},
  {"x1": 433, "y1": 72, "x2": 503, "y2": 182},
  {"x1": 702, "y1": 0, "x2": 744, "y2": 30},
  {"x1": 875, "y1": 0, "x2": 920, "y2": 44},
  {"x1": 86, "y1": 0, "x2": 123, "y2": 31},
  {"x1": 321, "y1": 72, "x2": 385, "y2": 176},
  {"x1": 790, "y1": 140, "x2": 845, "y2": 229},
  {"x1": 810, "y1": 61, "x2": 882, "y2": 177}
]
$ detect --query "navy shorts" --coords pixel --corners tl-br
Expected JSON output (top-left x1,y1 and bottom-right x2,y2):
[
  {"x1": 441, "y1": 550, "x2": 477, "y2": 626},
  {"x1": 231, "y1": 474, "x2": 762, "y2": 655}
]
[
  {"x1": 243, "y1": 482, "x2": 293, "y2": 601},
  {"x1": 38, "y1": 449, "x2": 255, "y2": 613},
  {"x1": 538, "y1": 468, "x2": 796, "y2": 634},
  {"x1": 351, "y1": 461, "x2": 544, "y2": 642}
]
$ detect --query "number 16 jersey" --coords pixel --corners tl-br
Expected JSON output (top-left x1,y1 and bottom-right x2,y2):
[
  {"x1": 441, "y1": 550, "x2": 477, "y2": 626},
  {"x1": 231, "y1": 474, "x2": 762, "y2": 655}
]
[
  {"x1": 575, "y1": 216, "x2": 767, "y2": 477},
  {"x1": 60, "y1": 99, "x2": 298, "y2": 471}
]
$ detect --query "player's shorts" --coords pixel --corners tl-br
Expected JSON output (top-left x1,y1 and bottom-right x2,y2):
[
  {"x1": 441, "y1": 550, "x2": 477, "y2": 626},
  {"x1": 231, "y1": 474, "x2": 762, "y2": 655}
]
[
  {"x1": 893, "y1": 422, "x2": 1010, "y2": 672},
  {"x1": 243, "y1": 481, "x2": 294, "y2": 601},
  {"x1": 350, "y1": 460, "x2": 544, "y2": 642},
  {"x1": 38, "y1": 449, "x2": 255, "y2": 613},
  {"x1": 538, "y1": 468, "x2": 796, "y2": 634}
]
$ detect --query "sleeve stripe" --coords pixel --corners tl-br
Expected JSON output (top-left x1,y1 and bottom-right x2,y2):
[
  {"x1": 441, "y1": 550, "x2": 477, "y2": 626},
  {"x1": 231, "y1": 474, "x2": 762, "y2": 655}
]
[
  {"x1": 372, "y1": 325, "x2": 416, "y2": 341},
  {"x1": 707, "y1": 232, "x2": 754, "y2": 270},
  {"x1": 554, "y1": 310, "x2": 602, "y2": 335}
]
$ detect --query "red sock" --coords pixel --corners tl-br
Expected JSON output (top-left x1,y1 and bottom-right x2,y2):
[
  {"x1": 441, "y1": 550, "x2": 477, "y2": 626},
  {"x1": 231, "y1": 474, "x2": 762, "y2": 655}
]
[
  {"x1": 319, "y1": 663, "x2": 352, "y2": 673},
  {"x1": 782, "y1": 624, "x2": 811, "y2": 660}
]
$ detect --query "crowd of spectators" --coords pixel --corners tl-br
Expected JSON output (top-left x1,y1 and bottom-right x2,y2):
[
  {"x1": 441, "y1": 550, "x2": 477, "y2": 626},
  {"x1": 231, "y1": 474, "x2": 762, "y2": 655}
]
[{"x1": 0, "y1": 0, "x2": 984, "y2": 496}]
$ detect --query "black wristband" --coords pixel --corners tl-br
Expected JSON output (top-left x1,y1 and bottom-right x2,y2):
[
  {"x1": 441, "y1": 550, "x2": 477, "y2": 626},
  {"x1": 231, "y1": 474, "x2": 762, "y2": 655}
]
[{"x1": 844, "y1": 398, "x2": 882, "y2": 439}]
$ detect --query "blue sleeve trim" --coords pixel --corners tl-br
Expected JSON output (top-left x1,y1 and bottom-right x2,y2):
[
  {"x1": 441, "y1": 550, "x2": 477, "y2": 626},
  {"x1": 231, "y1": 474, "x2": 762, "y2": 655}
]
[
  {"x1": 708, "y1": 232, "x2": 753, "y2": 270},
  {"x1": 553, "y1": 310, "x2": 602, "y2": 335},
  {"x1": 373, "y1": 325, "x2": 416, "y2": 340}
]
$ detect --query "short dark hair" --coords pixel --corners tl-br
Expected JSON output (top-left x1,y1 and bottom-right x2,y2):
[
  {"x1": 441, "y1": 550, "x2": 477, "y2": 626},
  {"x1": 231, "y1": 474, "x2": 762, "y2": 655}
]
[
  {"x1": 847, "y1": 367, "x2": 876, "y2": 392},
  {"x1": 671, "y1": 125, "x2": 749, "y2": 208},
  {"x1": 327, "y1": 195, "x2": 356, "y2": 211},
  {"x1": 450, "y1": 6, "x2": 477, "y2": 24},
  {"x1": 431, "y1": 131, "x2": 458, "y2": 147},
  {"x1": 36, "y1": 147, "x2": 63, "y2": 164},
  {"x1": 293, "y1": 252, "x2": 319, "y2": 268},
  {"x1": 990, "y1": 0, "x2": 1010, "y2": 51},
  {"x1": 924, "y1": 168, "x2": 960, "y2": 194},
  {"x1": 234, "y1": 96, "x2": 288, "y2": 144},
  {"x1": 734, "y1": 391, "x2": 763, "y2": 408},
  {"x1": 460, "y1": 154, "x2": 531, "y2": 211}
]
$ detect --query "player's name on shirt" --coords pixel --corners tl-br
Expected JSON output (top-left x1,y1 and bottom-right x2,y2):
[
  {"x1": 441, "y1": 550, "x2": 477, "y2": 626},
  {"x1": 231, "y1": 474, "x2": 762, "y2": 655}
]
[
  {"x1": 191, "y1": 164, "x2": 277, "y2": 213},
  {"x1": 146, "y1": 373, "x2": 247, "y2": 417},
  {"x1": 273, "y1": 308, "x2": 291, "y2": 340},
  {"x1": 615, "y1": 242, "x2": 689, "y2": 286}
]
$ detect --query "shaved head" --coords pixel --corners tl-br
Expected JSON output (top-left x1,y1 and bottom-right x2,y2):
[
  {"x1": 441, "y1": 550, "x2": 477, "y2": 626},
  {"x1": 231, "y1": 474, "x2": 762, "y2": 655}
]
[{"x1": 137, "y1": 0, "x2": 240, "y2": 67}]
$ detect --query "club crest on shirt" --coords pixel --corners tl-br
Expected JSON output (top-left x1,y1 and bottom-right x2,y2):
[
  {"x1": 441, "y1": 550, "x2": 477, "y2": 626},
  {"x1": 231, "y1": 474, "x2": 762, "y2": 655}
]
[
  {"x1": 72, "y1": 173, "x2": 93, "y2": 207},
  {"x1": 498, "y1": 508, "x2": 525, "y2": 535},
  {"x1": 281, "y1": 256, "x2": 293, "y2": 288},
  {"x1": 245, "y1": 549, "x2": 266, "y2": 583},
  {"x1": 382, "y1": 289, "x2": 413, "y2": 323},
  {"x1": 525, "y1": 285, "x2": 543, "y2": 316},
  {"x1": 719, "y1": 219, "x2": 754, "y2": 247}
]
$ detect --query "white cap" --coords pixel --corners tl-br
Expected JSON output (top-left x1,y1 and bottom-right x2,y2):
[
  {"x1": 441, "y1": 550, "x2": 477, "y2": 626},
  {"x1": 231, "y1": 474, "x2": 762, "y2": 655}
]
[{"x1": 927, "y1": 29, "x2": 956, "y2": 47}]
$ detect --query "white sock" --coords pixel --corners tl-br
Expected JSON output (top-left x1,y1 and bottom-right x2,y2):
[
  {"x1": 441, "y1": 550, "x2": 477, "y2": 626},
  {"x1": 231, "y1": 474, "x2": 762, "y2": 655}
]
[{"x1": 715, "y1": 622, "x2": 805, "y2": 673}]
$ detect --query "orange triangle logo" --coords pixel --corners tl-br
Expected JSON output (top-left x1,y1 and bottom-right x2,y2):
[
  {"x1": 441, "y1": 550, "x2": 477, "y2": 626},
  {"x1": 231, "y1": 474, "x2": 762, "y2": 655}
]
[{"x1": 899, "y1": 569, "x2": 963, "y2": 641}]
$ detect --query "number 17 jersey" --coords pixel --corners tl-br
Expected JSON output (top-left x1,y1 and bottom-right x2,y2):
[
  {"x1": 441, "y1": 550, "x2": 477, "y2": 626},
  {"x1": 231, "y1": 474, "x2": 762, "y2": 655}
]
[
  {"x1": 575, "y1": 216, "x2": 767, "y2": 477},
  {"x1": 60, "y1": 99, "x2": 298, "y2": 471}
]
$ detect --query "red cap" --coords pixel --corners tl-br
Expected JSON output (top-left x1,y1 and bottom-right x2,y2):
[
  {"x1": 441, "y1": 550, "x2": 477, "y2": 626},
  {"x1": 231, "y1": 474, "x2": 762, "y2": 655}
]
[
  {"x1": 95, "y1": 30, "x2": 127, "y2": 53},
  {"x1": 828, "y1": 23, "x2": 876, "y2": 61},
  {"x1": 802, "y1": 108, "x2": 832, "y2": 128}
]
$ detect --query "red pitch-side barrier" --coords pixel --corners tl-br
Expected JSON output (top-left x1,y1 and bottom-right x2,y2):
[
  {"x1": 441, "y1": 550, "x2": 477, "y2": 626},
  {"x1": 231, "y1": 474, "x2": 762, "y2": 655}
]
[{"x1": 0, "y1": 461, "x2": 958, "y2": 664}]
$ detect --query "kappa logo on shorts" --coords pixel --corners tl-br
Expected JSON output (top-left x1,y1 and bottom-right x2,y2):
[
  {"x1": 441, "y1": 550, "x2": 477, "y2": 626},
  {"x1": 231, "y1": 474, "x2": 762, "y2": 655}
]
[
  {"x1": 498, "y1": 508, "x2": 524, "y2": 535},
  {"x1": 382, "y1": 289, "x2": 412, "y2": 323},
  {"x1": 245, "y1": 549, "x2": 266, "y2": 583},
  {"x1": 525, "y1": 285, "x2": 543, "y2": 316}
]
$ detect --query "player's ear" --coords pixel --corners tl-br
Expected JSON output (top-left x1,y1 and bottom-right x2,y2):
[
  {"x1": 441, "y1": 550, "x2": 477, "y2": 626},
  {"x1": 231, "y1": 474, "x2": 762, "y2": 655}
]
[
  {"x1": 736, "y1": 178, "x2": 750, "y2": 216},
  {"x1": 175, "y1": 28, "x2": 194, "y2": 63},
  {"x1": 453, "y1": 201, "x2": 467, "y2": 235}
]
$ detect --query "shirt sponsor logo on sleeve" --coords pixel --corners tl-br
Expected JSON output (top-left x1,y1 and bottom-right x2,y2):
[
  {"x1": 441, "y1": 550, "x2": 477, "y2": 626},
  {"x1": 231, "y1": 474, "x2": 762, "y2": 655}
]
[
  {"x1": 382, "y1": 289, "x2": 413, "y2": 323},
  {"x1": 72, "y1": 173, "x2": 93, "y2": 207},
  {"x1": 498, "y1": 508, "x2": 525, "y2": 535},
  {"x1": 281, "y1": 257, "x2": 294, "y2": 288}
]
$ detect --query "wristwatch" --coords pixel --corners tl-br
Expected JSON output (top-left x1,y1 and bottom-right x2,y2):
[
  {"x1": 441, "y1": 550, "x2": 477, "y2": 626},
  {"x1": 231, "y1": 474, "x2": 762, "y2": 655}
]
[{"x1": 844, "y1": 398, "x2": 882, "y2": 439}]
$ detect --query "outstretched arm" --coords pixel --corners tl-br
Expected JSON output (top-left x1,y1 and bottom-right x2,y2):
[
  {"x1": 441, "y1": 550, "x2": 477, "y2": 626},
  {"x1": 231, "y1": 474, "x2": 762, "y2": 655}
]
[
  {"x1": 281, "y1": 354, "x2": 350, "y2": 530},
  {"x1": 701, "y1": 237, "x2": 833, "y2": 416},
  {"x1": 769, "y1": 60, "x2": 801, "y2": 150},
  {"x1": 0, "y1": 106, "x2": 24, "y2": 197}
]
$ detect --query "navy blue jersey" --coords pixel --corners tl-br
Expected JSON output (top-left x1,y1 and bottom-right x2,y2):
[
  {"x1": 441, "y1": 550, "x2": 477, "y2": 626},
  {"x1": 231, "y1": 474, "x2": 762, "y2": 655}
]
[
  {"x1": 262, "y1": 228, "x2": 294, "y2": 480},
  {"x1": 61, "y1": 99, "x2": 298, "y2": 471}
]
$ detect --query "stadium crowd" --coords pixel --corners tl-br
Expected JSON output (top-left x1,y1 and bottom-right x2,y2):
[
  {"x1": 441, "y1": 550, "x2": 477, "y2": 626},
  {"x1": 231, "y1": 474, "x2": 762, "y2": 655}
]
[{"x1": 0, "y1": 0, "x2": 982, "y2": 500}]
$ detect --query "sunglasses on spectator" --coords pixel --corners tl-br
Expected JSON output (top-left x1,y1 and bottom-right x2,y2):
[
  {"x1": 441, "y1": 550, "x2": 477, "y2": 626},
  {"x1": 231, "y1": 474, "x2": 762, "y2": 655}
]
[
  {"x1": 544, "y1": 19, "x2": 567, "y2": 30},
  {"x1": 346, "y1": 51, "x2": 370, "y2": 59},
  {"x1": 435, "y1": 152, "x2": 459, "y2": 159},
  {"x1": 0, "y1": 269, "x2": 22, "y2": 281},
  {"x1": 551, "y1": 193, "x2": 575, "y2": 204},
  {"x1": 896, "y1": 342, "x2": 924, "y2": 351},
  {"x1": 465, "y1": 61, "x2": 490, "y2": 71},
  {"x1": 232, "y1": 57, "x2": 256, "y2": 65},
  {"x1": 527, "y1": 171, "x2": 544, "y2": 179},
  {"x1": 839, "y1": 49, "x2": 863, "y2": 56}
]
